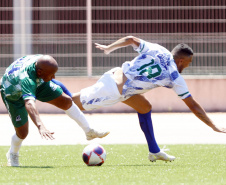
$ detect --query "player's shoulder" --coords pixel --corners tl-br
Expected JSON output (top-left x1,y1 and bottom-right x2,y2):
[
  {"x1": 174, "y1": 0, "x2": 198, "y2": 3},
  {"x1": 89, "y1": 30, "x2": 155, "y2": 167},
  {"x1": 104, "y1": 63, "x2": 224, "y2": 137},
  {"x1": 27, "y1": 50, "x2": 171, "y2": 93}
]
[
  {"x1": 24, "y1": 54, "x2": 43, "y2": 62},
  {"x1": 20, "y1": 58, "x2": 39, "y2": 80},
  {"x1": 142, "y1": 40, "x2": 171, "y2": 54}
]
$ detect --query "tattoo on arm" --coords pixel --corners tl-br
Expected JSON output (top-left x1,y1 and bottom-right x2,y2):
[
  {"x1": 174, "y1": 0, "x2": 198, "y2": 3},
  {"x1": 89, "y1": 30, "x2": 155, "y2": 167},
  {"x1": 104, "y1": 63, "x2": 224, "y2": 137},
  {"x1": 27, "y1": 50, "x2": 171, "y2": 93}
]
[{"x1": 194, "y1": 111, "x2": 212, "y2": 126}]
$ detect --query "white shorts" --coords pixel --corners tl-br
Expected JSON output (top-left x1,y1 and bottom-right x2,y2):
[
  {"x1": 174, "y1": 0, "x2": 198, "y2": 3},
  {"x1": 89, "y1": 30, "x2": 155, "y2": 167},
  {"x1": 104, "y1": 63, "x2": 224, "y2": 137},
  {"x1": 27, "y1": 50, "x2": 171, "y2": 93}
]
[{"x1": 80, "y1": 68, "x2": 128, "y2": 110}]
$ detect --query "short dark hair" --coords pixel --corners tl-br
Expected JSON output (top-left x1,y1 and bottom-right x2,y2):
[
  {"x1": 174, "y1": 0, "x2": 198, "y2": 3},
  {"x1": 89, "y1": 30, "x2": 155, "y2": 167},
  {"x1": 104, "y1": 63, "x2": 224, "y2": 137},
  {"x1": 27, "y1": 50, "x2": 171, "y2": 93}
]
[{"x1": 171, "y1": 43, "x2": 193, "y2": 58}]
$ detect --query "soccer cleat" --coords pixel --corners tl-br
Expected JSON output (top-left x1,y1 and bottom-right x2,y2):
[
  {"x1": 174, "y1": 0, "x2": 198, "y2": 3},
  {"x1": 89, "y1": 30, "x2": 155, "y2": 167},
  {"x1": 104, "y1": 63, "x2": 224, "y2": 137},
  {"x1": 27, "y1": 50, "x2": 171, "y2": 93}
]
[
  {"x1": 6, "y1": 151, "x2": 20, "y2": 167},
  {"x1": 148, "y1": 148, "x2": 176, "y2": 162},
  {"x1": 86, "y1": 129, "x2": 110, "y2": 140}
]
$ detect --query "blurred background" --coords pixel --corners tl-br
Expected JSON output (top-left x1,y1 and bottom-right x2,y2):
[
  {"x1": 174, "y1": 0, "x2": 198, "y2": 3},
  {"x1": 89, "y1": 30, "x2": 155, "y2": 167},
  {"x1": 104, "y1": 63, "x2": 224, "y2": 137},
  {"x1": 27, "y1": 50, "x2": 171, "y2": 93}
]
[
  {"x1": 0, "y1": 0, "x2": 226, "y2": 113},
  {"x1": 1, "y1": 0, "x2": 226, "y2": 76}
]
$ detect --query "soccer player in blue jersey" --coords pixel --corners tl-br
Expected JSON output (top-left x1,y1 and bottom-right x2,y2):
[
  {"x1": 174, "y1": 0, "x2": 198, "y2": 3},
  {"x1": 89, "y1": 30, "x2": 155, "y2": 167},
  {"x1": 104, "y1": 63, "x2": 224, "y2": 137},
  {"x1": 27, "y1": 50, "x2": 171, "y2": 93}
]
[
  {"x1": 59, "y1": 36, "x2": 226, "y2": 162},
  {"x1": 0, "y1": 55, "x2": 109, "y2": 167}
]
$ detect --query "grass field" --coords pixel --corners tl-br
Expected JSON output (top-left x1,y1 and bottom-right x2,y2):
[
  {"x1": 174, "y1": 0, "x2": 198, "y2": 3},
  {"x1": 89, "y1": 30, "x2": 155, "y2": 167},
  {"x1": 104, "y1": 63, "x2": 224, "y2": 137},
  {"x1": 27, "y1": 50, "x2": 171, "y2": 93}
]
[{"x1": 0, "y1": 144, "x2": 226, "y2": 185}]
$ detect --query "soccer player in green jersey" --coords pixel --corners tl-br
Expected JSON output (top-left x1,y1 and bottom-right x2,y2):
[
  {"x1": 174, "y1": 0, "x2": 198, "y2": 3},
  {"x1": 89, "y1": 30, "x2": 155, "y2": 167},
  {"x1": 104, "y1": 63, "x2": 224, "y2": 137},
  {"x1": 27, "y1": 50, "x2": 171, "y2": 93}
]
[{"x1": 0, "y1": 55, "x2": 109, "y2": 167}]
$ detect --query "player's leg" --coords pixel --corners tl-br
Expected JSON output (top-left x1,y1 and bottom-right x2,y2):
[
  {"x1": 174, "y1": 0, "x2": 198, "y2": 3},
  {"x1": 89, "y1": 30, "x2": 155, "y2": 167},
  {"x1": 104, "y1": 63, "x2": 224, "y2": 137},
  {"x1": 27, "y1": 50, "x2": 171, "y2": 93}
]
[
  {"x1": 6, "y1": 122, "x2": 28, "y2": 167},
  {"x1": 46, "y1": 92, "x2": 72, "y2": 110},
  {"x1": 37, "y1": 81, "x2": 109, "y2": 140},
  {"x1": 72, "y1": 92, "x2": 85, "y2": 111},
  {"x1": 1, "y1": 91, "x2": 29, "y2": 166},
  {"x1": 122, "y1": 94, "x2": 152, "y2": 114},
  {"x1": 51, "y1": 79, "x2": 72, "y2": 98},
  {"x1": 14, "y1": 121, "x2": 29, "y2": 139},
  {"x1": 122, "y1": 95, "x2": 175, "y2": 162},
  {"x1": 48, "y1": 93, "x2": 109, "y2": 140},
  {"x1": 8, "y1": 121, "x2": 29, "y2": 165},
  {"x1": 122, "y1": 94, "x2": 160, "y2": 152},
  {"x1": 47, "y1": 91, "x2": 90, "y2": 131},
  {"x1": 50, "y1": 79, "x2": 84, "y2": 110}
]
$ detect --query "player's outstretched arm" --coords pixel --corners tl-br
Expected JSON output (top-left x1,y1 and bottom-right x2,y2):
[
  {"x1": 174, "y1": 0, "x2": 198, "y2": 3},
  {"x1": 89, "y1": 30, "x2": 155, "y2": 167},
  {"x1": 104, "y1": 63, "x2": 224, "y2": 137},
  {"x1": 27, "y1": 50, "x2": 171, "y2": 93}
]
[
  {"x1": 183, "y1": 96, "x2": 226, "y2": 133},
  {"x1": 95, "y1": 36, "x2": 140, "y2": 55},
  {"x1": 25, "y1": 99, "x2": 55, "y2": 140}
]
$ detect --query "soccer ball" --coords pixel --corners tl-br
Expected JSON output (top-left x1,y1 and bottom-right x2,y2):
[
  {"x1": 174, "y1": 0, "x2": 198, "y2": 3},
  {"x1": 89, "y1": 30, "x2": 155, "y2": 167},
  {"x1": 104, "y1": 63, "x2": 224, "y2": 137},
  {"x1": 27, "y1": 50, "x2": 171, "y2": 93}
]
[{"x1": 82, "y1": 144, "x2": 106, "y2": 166}]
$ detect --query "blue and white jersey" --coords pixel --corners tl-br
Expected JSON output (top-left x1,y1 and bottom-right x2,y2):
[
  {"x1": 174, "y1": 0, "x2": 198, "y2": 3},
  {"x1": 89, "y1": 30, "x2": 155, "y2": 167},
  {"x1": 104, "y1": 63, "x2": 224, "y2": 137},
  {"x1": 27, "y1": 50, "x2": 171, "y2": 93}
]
[{"x1": 122, "y1": 39, "x2": 191, "y2": 99}]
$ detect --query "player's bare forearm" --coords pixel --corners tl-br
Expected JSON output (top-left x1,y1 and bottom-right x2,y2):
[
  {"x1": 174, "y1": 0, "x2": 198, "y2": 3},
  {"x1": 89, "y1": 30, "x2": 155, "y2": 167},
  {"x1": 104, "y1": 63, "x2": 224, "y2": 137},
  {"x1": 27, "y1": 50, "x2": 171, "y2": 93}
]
[
  {"x1": 25, "y1": 99, "x2": 55, "y2": 139},
  {"x1": 95, "y1": 36, "x2": 140, "y2": 54},
  {"x1": 107, "y1": 36, "x2": 140, "y2": 51},
  {"x1": 190, "y1": 107, "x2": 226, "y2": 133},
  {"x1": 183, "y1": 97, "x2": 214, "y2": 126},
  {"x1": 183, "y1": 96, "x2": 226, "y2": 133},
  {"x1": 25, "y1": 99, "x2": 43, "y2": 127},
  {"x1": 191, "y1": 107, "x2": 213, "y2": 127}
]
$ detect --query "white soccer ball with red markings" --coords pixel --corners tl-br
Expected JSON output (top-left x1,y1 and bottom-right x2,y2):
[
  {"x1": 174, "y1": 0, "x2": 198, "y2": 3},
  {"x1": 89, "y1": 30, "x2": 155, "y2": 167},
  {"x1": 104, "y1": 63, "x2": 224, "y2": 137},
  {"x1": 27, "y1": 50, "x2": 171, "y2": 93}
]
[{"x1": 82, "y1": 144, "x2": 106, "y2": 166}]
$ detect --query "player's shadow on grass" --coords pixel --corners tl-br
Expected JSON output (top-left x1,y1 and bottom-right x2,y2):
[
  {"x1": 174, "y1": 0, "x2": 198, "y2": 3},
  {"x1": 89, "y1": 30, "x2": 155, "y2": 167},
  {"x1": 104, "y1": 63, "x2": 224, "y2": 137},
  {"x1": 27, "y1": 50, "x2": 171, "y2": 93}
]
[
  {"x1": 19, "y1": 166, "x2": 54, "y2": 168},
  {"x1": 99, "y1": 164, "x2": 174, "y2": 167}
]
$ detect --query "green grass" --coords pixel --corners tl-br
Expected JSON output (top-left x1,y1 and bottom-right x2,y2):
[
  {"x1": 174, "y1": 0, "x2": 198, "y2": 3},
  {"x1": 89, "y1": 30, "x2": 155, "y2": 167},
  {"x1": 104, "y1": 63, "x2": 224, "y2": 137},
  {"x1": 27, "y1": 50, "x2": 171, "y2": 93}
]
[{"x1": 0, "y1": 145, "x2": 226, "y2": 185}]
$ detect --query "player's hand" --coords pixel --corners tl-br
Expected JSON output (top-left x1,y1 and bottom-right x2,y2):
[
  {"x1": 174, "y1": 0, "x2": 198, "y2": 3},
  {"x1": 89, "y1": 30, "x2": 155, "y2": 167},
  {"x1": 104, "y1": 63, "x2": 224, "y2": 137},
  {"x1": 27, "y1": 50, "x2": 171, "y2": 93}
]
[
  {"x1": 38, "y1": 125, "x2": 55, "y2": 140},
  {"x1": 95, "y1": 43, "x2": 111, "y2": 55},
  {"x1": 212, "y1": 125, "x2": 226, "y2": 133}
]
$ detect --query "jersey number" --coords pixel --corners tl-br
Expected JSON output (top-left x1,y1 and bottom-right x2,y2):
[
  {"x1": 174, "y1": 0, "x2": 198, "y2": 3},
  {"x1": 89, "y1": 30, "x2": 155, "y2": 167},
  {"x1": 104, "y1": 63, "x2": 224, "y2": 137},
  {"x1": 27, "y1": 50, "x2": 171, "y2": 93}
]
[{"x1": 137, "y1": 59, "x2": 162, "y2": 79}]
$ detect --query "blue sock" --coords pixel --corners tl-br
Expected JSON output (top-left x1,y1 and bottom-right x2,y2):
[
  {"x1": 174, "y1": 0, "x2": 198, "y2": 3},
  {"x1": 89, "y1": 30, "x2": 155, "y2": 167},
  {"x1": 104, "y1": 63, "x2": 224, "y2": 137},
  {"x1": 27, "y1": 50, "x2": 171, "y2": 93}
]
[
  {"x1": 51, "y1": 79, "x2": 72, "y2": 98},
  {"x1": 138, "y1": 111, "x2": 160, "y2": 153}
]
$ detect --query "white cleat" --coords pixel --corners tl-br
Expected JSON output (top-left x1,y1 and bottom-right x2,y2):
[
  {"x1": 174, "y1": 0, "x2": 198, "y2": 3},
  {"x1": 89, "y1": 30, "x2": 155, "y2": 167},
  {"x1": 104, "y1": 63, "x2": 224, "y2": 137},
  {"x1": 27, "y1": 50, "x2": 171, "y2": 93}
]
[
  {"x1": 86, "y1": 129, "x2": 110, "y2": 140},
  {"x1": 6, "y1": 151, "x2": 20, "y2": 167},
  {"x1": 148, "y1": 148, "x2": 176, "y2": 162}
]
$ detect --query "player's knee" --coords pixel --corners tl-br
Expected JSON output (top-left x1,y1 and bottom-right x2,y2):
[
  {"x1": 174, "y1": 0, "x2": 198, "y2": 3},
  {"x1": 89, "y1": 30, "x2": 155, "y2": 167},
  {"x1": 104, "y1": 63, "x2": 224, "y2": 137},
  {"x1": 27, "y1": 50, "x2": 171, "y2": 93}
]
[
  {"x1": 62, "y1": 95, "x2": 73, "y2": 110},
  {"x1": 15, "y1": 122, "x2": 29, "y2": 139},
  {"x1": 16, "y1": 129, "x2": 28, "y2": 139},
  {"x1": 140, "y1": 103, "x2": 152, "y2": 114},
  {"x1": 146, "y1": 103, "x2": 152, "y2": 112},
  {"x1": 72, "y1": 92, "x2": 84, "y2": 110},
  {"x1": 72, "y1": 92, "x2": 80, "y2": 102}
]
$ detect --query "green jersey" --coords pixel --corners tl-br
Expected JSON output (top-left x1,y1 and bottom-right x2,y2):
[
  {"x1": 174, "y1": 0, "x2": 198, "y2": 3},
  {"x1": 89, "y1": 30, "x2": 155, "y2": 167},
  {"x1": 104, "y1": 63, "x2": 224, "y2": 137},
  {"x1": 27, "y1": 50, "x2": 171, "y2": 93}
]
[{"x1": 1, "y1": 55, "x2": 44, "y2": 101}]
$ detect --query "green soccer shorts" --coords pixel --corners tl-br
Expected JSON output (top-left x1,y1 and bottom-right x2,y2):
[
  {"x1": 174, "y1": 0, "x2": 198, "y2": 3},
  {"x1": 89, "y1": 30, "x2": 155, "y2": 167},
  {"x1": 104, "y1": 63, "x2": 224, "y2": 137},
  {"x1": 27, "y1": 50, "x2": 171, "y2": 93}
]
[{"x1": 1, "y1": 81, "x2": 63, "y2": 128}]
